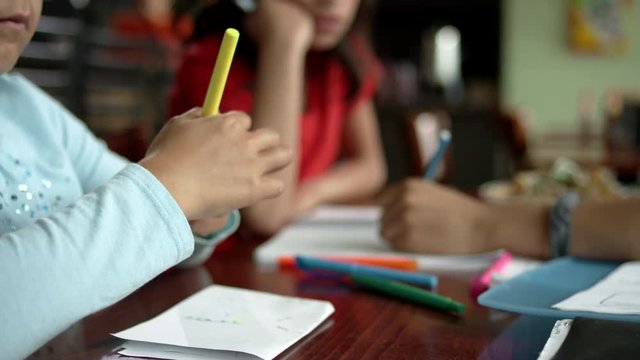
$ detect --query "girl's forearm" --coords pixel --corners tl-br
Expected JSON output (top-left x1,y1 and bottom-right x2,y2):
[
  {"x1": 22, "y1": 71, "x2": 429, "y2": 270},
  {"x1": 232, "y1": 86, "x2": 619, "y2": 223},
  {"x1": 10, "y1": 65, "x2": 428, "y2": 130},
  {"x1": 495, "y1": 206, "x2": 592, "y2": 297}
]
[
  {"x1": 486, "y1": 203, "x2": 550, "y2": 258},
  {"x1": 304, "y1": 159, "x2": 386, "y2": 206},
  {"x1": 571, "y1": 199, "x2": 640, "y2": 260},
  {"x1": 486, "y1": 199, "x2": 640, "y2": 261},
  {"x1": 241, "y1": 41, "x2": 305, "y2": 234}
]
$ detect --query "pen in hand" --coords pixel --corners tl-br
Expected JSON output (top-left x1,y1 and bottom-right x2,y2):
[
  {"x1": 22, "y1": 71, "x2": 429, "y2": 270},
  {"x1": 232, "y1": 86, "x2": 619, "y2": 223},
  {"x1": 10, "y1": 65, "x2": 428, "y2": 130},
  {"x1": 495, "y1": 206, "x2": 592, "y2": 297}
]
[
  {"x1": 202, "y1": 28, "x2": 240, "y2": 116},
  {"x1": 423, "y1": 129, "x2": 452, "y2": 180}
]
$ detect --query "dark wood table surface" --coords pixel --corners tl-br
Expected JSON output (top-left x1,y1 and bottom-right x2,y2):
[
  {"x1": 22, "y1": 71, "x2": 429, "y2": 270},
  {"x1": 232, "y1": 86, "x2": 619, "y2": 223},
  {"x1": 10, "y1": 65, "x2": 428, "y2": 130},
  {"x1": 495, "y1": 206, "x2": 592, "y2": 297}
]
[{"x1": 28, "y1": 237, "x2": 556, "y2": 360}]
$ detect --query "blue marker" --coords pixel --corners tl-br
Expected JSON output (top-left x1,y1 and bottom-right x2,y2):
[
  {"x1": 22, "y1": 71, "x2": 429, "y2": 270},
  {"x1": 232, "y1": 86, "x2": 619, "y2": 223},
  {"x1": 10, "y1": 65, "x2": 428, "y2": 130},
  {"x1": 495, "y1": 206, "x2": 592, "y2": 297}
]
[
  {"x1": 295, "y1": 255, "x2": 438, "y2": 288},
  {"x1": 423, "y1": 129, "x2": 452, "y2": 180}
]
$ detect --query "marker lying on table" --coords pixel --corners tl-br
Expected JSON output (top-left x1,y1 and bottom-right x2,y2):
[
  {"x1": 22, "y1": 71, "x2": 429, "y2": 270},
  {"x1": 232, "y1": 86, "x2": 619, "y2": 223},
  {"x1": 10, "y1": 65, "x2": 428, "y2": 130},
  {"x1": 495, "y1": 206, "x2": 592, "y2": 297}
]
[
  {"x1": 202, "y1": 28, "x2": 239, "y2": 116},
  {"x1": 479, "y1": 251, "x2": 512, "y2": 285},
  {"x1": 280, "y1": 255, "x2": 419, "y2": 271},
  {"x1": 423, "y1": 129, "x2": 452, "y2": 180},
  {"x1": 470, "y1": 251, "x2": 513, "y2": 298},
  {"x1": 349, "y1": 273, "x2": 465, "y2": 315},
  {"x1": 295, "y1": 255, "x2": 437, "y2": 288}
]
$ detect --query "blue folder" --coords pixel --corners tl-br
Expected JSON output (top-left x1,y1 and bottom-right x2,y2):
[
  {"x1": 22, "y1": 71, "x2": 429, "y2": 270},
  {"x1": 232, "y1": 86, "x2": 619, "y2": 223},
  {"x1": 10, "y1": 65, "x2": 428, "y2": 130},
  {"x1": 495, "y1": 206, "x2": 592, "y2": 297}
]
[{"x1": 478, "y1": 257, "x2": 640, "y2": 323}]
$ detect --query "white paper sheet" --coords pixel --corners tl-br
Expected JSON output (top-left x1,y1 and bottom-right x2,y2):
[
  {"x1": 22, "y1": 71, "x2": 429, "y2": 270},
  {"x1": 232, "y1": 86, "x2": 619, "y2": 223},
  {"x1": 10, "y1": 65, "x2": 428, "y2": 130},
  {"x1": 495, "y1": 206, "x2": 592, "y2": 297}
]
[
  {"x1": 113, "y1": 285, "x2": 334, "y2": 360},
  {"x1": 255, "y1": 205, "x2": 502, "y2": 271},
  {"x1": 296, "y1": 205, "x2": 381, "y2": 224},
  {"x1": 116, "y1": 341, "x2": 259, "y2": 360},
  {"x1": 553, "y1": 261, "x2": 640, "y2": 314}
]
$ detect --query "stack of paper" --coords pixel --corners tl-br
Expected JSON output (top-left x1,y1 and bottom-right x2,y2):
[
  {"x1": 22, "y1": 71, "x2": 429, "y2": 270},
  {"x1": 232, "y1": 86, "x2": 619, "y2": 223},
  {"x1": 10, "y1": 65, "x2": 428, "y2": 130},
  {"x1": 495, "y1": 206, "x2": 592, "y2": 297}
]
[
  {"x1": 295, "y1": 205, "x2": 381, "y2": 224},
  {"x1": 113, "y1": 285, "x2": 334, "y2": 360},
  {"x1": 255, "y1": 205, "x2": 502, "y2": 272},
  {"x1": 553, "y1": 261, "x2": 640, "y2": 314}
]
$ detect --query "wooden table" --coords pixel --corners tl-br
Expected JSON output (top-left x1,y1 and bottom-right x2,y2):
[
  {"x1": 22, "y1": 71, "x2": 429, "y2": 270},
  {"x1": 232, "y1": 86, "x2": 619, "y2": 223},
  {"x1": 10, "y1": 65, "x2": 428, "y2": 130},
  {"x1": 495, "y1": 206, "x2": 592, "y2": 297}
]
[{"x1": 28, "y1": 237, "x2": 554, "y2": 360}]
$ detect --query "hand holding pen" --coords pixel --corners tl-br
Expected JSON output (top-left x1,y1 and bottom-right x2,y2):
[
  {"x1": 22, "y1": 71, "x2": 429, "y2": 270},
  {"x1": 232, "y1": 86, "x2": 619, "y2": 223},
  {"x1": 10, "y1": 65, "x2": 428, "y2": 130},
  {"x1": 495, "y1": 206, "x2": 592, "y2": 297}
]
[{"x1": 379, "y1": 179, "x2": 492, "y2": 255}]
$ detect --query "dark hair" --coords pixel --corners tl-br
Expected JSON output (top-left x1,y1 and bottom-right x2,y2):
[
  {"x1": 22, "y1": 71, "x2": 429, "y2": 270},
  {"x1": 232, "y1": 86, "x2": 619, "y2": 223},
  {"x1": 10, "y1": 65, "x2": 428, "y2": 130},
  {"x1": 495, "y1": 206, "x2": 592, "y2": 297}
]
[{"x1": 174, "y1": 0, "x2": 378, "y2": 99}]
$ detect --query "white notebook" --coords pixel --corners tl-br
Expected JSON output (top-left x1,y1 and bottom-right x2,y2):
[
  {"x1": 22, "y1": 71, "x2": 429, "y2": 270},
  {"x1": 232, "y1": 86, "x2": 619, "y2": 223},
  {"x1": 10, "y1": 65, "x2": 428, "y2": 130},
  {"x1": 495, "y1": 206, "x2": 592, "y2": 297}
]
[{"x1": 113, "y1": 285, "x2": 334, "y2": 360}]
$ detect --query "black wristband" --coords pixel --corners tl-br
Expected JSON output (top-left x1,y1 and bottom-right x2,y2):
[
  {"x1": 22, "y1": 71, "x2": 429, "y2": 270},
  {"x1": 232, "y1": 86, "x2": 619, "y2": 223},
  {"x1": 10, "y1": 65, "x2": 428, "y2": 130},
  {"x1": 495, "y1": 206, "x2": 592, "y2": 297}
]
[{"x1": 549, "y1": 191, "x2": 580, "y2": 258}]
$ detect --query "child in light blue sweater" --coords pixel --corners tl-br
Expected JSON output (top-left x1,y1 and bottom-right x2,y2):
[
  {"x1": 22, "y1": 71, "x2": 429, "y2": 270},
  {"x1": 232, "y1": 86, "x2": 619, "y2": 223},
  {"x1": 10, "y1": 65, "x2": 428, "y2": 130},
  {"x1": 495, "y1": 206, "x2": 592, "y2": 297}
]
[{"x1": 0, "y1": 1, "x2": 291, "y2": 358}]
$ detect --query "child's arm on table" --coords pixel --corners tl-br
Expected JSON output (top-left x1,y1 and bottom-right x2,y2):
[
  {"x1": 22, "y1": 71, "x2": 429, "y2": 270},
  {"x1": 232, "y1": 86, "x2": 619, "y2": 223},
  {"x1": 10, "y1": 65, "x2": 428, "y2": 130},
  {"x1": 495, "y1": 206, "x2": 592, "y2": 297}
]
[
  {"x1": 0, "y1": 110, "x2": 290, "y2": 358},
  {"x1": 379, "y1": 179, "x2": 640, "y2": 260}
]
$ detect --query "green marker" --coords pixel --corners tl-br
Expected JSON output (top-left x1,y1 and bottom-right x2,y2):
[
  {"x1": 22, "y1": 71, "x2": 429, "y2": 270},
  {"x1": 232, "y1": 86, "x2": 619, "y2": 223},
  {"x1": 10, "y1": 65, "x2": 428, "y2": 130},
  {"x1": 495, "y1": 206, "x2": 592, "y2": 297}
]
[{"x1": 350, "y1": 273, "x2": 465, "y2": 315}]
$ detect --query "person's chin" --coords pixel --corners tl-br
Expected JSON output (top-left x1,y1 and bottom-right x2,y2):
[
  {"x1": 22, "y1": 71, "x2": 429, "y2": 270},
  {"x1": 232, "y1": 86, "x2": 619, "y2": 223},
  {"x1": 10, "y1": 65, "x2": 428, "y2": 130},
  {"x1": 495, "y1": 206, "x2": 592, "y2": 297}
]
[
  {"x1": 0, "y1": 45, "x2": 21, "y2": 73},
  {"x1": 310, "y1": 37, "x2": 341, "y2": 51}
]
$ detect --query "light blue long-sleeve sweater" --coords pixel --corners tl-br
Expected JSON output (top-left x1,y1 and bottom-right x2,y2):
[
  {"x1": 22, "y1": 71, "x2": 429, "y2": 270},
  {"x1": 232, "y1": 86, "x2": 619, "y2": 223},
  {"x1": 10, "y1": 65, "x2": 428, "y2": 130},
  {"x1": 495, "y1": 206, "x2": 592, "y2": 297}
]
[{"x1": 0, "y1": 73, "x2": 237, "y2": 359}]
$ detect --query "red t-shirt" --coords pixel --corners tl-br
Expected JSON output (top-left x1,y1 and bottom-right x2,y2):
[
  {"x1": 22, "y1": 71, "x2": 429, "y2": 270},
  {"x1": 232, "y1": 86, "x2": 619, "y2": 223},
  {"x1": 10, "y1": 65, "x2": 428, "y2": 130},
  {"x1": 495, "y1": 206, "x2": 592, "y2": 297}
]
[
  {"x1": 168, "y1": 33, "x2": 383, "y2": 254},
  {"x1": 168, "y1": 33, "x2": 382, "y2": 181}
]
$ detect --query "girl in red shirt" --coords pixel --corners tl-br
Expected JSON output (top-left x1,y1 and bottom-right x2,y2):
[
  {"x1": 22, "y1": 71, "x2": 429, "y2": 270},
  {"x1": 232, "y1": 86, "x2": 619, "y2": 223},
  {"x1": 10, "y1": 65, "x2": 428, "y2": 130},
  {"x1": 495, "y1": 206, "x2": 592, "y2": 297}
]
[{"x1": 169, "y1": 0, "x2": 386, "y2": 236}]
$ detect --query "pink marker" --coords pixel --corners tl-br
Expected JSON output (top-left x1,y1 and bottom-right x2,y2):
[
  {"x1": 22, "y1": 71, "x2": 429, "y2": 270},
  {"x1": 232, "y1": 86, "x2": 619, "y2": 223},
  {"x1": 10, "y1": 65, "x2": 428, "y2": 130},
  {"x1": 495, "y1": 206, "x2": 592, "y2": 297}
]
[
  {"x1": 480, "y1": 251, "x2": 513, "y2": 285},
  {"x1": 470, "y1": 251, "x2": 513, "y2": 299}
]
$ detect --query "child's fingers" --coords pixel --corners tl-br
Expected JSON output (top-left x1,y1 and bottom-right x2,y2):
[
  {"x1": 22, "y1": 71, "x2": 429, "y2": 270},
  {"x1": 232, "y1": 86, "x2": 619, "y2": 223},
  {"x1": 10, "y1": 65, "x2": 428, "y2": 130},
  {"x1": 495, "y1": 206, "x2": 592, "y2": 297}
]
[
  {"x1": 166, "y1": 107, "x2": 202, "y2": 124},
  {"x1": 380, "y1": 199, "x2": 406, "y2": 238},
  {"x1": 224, "y1": 111, "x2": 252, "y2": 130},
  {"x1": 259, "y1": 146, "x2": 292, "y2": 174},
  {"x1": 184, "y1": 107, "x2": 204, "y2": 117},
  {"x1": 249, "y1": 129, "x2": 281, "y2": 153},
  {"x1": 377, "y1": 183, "x2": 402, "y2": 206},
  {"x1": 256, "y1": 177, "x2": 286, "y2": 200},
  {"x1": 380, "y1": 219, "x2": 404, "y2": 248}
]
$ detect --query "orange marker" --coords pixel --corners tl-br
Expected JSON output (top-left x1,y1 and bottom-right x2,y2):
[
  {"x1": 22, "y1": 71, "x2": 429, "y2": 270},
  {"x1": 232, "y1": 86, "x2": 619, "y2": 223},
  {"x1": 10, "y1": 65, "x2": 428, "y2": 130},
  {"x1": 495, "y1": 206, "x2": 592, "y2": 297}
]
[{"x1": 278, "y1": 255, "x2": 418, "y2": 271}]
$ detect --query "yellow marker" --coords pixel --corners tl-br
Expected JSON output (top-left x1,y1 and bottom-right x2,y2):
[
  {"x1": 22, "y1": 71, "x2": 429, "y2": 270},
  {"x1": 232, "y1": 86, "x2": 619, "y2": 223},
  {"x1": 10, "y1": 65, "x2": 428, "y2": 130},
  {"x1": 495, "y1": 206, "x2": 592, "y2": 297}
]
[{"x1": 202, "y1": 28, "x2": 240, "y2": 116}]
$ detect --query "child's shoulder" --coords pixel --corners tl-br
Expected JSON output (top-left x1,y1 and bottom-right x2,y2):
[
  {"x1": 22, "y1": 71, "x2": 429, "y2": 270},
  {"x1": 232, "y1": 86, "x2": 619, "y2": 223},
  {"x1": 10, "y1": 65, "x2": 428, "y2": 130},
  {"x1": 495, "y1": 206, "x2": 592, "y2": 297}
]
[
  {"x1": 2, "y1": 72, "x2": 58, "y2": 105},
  {"x1": 2, "y1": 72, "x2": 40, "y2": 94},
  {"x1": 1, "y1": 73, "x2": 74, "y2": 130}
]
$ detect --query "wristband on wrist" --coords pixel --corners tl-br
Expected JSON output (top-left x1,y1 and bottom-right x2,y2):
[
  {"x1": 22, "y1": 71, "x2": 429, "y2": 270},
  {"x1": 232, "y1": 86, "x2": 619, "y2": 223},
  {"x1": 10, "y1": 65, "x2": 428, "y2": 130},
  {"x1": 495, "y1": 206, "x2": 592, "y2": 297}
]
[
  {"x1": 179, "y1": 210, "x2": 242, "y2": 268},
  {"x1": 196, "y1": 210, "x2": 241, "y2": 244},
  {"x1": 549, "y1": 191, "x2": 580, "y2": 258}
]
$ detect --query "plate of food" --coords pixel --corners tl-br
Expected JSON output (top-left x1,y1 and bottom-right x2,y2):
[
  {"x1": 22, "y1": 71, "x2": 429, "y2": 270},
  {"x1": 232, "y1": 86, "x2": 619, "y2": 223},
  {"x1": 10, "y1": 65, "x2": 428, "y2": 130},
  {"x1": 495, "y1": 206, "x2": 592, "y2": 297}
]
[{"x1": 479, "y1": 157, "x2": 639, "y2": 204}]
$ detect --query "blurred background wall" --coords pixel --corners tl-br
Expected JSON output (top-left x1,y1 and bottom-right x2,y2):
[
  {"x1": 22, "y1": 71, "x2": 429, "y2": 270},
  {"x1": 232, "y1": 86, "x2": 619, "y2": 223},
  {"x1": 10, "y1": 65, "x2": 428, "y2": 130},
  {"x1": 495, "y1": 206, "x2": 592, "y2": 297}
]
[
  {"x1": 14, "y1": 0, "x2": 640, "y2": 187},
  {"x1": 502, "y1": 0, "x2": 640, "y2": 136}
]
